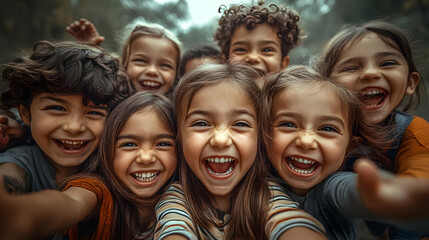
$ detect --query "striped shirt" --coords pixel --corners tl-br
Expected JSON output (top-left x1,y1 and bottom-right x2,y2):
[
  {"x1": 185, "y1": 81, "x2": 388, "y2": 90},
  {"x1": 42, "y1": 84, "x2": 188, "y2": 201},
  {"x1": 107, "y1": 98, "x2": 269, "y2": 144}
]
[{"x1": 154, "y1": 182, "x2": 326, "y2": 239}]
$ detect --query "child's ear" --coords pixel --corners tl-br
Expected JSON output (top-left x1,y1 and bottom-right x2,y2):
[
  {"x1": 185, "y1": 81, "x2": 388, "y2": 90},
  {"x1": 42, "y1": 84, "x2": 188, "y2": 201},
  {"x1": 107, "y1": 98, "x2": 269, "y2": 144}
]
[
  {"x1": 280, "y1": 56, "x2": 290, "y2": 70},
  {"x1": 406, "y1": 72, "x2": 420, "y2": 95},
  {"x1": 18, "y1": 104, "x2": 31, "y2": 126}
]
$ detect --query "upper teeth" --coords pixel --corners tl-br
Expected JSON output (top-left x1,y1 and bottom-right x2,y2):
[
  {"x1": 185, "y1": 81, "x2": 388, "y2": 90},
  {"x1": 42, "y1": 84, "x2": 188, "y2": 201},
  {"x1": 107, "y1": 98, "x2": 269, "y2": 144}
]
[
  {"x1": 61, "y1": 140, "x2": 84, "y2": 145},
  {"x1": 134, "y1": 172, "x2": 158, "y2": 178},
  {"x1": 142, "y1": 81, "x2": 161, "y2": 87},
  {"x1": 363, "y1": 90, "x2": 381, "y2": 96},
  {"x1": 289, "y1": 156, "x2": 315, "y2": 165},
  {"x1": 206, "y1": 157, "x2": 234, "y2": 163}
]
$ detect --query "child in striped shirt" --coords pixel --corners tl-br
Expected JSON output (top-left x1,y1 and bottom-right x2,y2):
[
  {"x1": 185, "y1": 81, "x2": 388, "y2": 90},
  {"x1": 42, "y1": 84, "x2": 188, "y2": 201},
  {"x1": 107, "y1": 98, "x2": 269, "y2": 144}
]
[{"x1": 155, "y1": 62, "x2": 327, "y2": 240}]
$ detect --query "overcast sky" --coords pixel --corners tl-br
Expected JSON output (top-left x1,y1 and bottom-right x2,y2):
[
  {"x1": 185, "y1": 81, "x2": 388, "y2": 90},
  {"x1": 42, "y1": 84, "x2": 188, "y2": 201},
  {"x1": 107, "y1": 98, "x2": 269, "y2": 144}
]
[{"x1": 157, "y1": 0, "x2": 248, "y2": 29}]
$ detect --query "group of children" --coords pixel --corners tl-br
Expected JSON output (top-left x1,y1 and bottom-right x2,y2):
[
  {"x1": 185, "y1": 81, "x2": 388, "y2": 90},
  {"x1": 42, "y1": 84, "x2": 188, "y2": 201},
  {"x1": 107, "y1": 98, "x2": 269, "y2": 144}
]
[{"x1": 1, "y1": 1, "x2": 429, "y2": 240}]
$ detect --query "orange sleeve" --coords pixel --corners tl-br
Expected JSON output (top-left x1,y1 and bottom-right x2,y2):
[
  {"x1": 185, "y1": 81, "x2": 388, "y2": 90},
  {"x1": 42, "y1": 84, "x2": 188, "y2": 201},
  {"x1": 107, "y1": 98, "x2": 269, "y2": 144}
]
[
  {"x1": 395, "y1": 116, "x2": 429, "y2": 178},
  {"x1": 62, "y1": 177, "x2": 114, "y2": 240}
]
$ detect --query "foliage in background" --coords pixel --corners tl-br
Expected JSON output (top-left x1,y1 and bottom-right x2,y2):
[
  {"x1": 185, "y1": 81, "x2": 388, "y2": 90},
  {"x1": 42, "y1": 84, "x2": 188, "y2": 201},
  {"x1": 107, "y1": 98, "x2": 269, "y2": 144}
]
[{"x1": 0, "y1": 0, "x2": 428, "y2": 118}]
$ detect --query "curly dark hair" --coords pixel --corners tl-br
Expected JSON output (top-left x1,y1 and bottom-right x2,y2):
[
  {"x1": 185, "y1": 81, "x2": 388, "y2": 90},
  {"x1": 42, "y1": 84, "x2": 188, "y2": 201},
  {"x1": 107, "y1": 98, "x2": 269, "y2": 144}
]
[
  {"x1": 1, "y1": 40, "x2": 133, "y2": 112},
  {"x1": 214, "y1": 1, "x2": 303, "y2": 59}
]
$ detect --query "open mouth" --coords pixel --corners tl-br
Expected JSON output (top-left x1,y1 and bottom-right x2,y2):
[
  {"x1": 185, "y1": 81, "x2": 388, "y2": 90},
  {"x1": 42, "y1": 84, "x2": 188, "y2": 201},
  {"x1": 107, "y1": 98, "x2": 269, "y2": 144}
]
[
  {"x1": 133, "y1": 171, "x2": 160, "y2": 183},
  {"x1": 139, "y1": 80, "x2": 162, "y2": 91},
  {"x1": 286, "y1": 156, "x2": 319, "y2": 175},
  {"x1": 205, "y1": 157, "x2": 236, "y2": 176},
  {"x1": 55, "y1": 139, "x2": 89, "y2": 151},
  {"x1": 359, "y1": 89, "x2": 387, "y2": 108}
]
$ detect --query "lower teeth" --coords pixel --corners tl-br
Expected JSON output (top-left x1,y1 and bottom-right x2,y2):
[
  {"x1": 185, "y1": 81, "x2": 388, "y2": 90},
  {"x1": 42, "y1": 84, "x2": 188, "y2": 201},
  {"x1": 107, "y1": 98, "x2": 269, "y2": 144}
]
[
  {"x1": 208, "y1": 166, "x2": 233, "y2": 176},
  {"x1": 135, "y1": 175, "x2": 157, "y2": 182},
  {"x1": 288, "y1": 162, "x2": 315, "y2": 174}
]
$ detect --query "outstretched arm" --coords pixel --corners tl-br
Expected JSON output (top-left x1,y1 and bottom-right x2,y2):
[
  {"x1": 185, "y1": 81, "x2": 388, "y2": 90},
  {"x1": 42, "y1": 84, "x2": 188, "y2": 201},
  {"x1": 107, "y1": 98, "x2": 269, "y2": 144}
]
[
  {"x1": 65, "y1": 18, "x2": 105, "y2": 46},
  {"x1": 0, "y1": 177, "x2": 97, "y2": 239},
  {"x1": 355, "y1": 159, "x2": 429, "y2": 220}
]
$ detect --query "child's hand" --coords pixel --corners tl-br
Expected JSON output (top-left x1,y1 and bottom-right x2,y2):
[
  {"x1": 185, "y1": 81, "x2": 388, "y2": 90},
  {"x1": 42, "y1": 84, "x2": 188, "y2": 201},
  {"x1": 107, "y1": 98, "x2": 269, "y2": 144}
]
[
  {"x1": 0, "y1": 114, "x2": 27, "y2": 151},
  {"x1": 354, "y1": 159, "x2": 429, "y2": 219},
  {"x1": 65, "y1": 18, "x2": 105, "y2": 46}
]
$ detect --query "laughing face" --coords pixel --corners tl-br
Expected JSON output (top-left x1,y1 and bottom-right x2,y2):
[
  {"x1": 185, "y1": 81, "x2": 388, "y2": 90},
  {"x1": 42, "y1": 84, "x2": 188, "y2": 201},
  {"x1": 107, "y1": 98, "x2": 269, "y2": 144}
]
[
  {"x1": 228, "y1": 24, "x2": 289, "y2": 77},
  {"x1": 20, "y1": 93, "x2": 107, "y2": 179},
  {"x1": 113, "y1": 108, "x2": 176, "y2": 198},
  {"x1": 268, "y1": 83, "x2": 350, "y2": 196},
  {"x1": 181, "y1": 81, "x2": 258, "y2": 204},
  {"x1": 330, "y1": 33, "x2": 419, "y2": 124},
  {"x1": 126, "y1": 36, "x2": 178, "y2": 94}
]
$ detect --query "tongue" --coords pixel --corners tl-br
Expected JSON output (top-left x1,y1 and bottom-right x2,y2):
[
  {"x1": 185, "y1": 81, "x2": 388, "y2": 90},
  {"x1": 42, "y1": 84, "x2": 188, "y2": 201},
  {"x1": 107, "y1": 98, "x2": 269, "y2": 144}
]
[
  {"x1": 289, "y1": 159, "x2": 314, "y2": 170},
  {"x1": 207, "y1": 162, "x2": 233, "y2": 173},
  {"x1": 361, "y1": 94, "x2": 385, "y2": 106},
  {"x1": 62, "y1": 143, "x2": 84, "y2": 150}
]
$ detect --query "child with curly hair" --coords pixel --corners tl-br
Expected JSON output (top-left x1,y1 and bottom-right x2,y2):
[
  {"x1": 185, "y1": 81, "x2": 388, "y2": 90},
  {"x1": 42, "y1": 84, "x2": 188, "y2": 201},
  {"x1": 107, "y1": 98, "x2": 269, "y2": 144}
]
[{"x1": 214, "y1": 0, "x2": 302, "y2": 82}]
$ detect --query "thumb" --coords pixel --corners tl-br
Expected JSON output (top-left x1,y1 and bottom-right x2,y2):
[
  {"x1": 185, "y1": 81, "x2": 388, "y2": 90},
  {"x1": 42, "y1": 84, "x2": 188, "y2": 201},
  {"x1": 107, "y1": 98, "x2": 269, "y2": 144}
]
[{"x1": 354, "y1": 158, "x2": 380, "y2": 197}]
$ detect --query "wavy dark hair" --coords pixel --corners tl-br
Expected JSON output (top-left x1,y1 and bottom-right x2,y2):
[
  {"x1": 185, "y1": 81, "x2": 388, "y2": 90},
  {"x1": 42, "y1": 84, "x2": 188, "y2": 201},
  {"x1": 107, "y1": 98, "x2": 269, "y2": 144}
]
[
  {"x1": 174, "y1": 62, "x2": 270, "y2": 239},
  {"x1": 214, "y1": 0, "x2": 303, "y2": 59},
  {"x1": 1, "y1": 40, "x2": 132, "y2": 111}
]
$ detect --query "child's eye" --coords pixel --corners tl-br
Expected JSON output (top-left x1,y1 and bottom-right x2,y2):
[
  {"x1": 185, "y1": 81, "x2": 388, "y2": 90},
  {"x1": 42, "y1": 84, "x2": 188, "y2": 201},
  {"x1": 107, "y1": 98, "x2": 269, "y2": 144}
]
[
  {"x1": 340, "y1": 66, "x2": 358, "y2": 72},
  {"x1": 45, "y1": 106, "x2": 65, "y2": 111},
  {"x1": 191, "y1": 120, "x2": 210, "y2": 127},
  {"x1": 278, "y1": 122, "x2": 296, "y2": 128},
  {"x1": 232, "y1": 47, "x2": 247, "y2": 53},
  {"x1": 88, "y1": 111, "x2": 107, "y2": 117},
  {"x1": 119, "y1": 142, "x2": 137, "y2": 148},
  {"x1": 132, "y1": 58, "x2": 147, "y2": 64},
  {"x1": 380, "y1": 61, "x2": 397, "y2": 67},
  {"x1": 234, "y1": 121, "x2": 251, "y2": 128},
  {"x1": 157, "y1": 141, "x2": 173, "y2": 147},
  {"x1": 262, "y1": 47, "x2": 274, "y2": 53},
  {"x1": 160, "y1": 63, "x2": 173, "y2": 69},
  {"x1": 319, "y1": 126, "x2": 339, "y2": 133}
]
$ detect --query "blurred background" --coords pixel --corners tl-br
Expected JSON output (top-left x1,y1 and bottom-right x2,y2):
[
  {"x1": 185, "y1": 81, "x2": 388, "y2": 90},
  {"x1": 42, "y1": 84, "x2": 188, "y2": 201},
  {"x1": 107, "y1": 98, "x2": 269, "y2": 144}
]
[{"x1": 1, "y1": 0, "x2": 428, "y2": 119}]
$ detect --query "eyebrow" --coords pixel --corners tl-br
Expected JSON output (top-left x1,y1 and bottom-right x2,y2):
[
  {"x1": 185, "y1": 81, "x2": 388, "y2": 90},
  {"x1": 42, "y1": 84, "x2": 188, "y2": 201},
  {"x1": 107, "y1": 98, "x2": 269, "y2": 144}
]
[
  {"x1": 87, "y1": 104, "x2": 108, "y2": 111},
  {"x1": 117, "y1": 133, "x2": 175, "y2": 142},
  {"x1": 275, "y1": 112, "x2": 345, "y2": 128},
  {"x1": 231, "y1": 40, "x2": 280, "y2": 47},
  {"x1": 39, "y1": 96, "x2": 67, "y2": 103},
  {"x1": 337, "y1": 51, "x2": 403, "y2": 66},
  {"x1": 40, "y1": 96, "x2": 108, "y2": 111},
  {"x1": 186, "y1": 109, "x2": 256, "y2": 120}
]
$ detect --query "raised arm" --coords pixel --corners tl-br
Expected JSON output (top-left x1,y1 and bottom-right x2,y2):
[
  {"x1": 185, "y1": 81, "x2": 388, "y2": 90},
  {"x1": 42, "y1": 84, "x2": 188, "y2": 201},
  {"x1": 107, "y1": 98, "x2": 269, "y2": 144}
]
[
  {"x1": 0, "y1": 177, "x2": 97, "y2": 239},
  {"x1": 65, "y1": 18, "x2": 105, "y2": 46}
]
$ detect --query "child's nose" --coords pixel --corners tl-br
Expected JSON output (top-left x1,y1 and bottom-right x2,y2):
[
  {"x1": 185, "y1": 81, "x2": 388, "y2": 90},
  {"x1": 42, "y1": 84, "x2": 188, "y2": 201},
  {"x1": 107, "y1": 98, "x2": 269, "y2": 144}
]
[
  {"x1": 136, "y1": 149, "x2": 156, "y2": 164},
  {"x1": 210, "y1": 128, "x2": 233, "y2": 148},
  {"x1": 361, "y1": 63, "x2": 381, "y2": 81},
  {"x1": 245, "y1": 52, "x2": 261, "y2": 64},
  {"x1": 145, "y1": 64, "x2": 159, "y2": 76},
  {"x1": 63, "y1": 115, "x2": 86, "y2": 134},
  {"x1": 295, "y1": 131, "x2": 317, "y2": 150}
]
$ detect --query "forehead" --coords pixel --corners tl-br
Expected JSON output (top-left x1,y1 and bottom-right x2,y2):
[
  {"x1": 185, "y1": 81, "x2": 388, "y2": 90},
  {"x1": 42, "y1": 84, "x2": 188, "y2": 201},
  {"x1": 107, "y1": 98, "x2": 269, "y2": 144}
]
[
  {"x1": 341, "y1": 33, "x2": 401, "y2": 57},
  {"x1": 230, "y1": 23, "x2": 280, "y2": 45},
  {"x1": 187, "y1": 81, "x2": 255, "y2": 113},
  {"x1": 122, "y1": 107, "x2": 171, "y2": 133},
  {"x1": 274, "y1": 82, "x2": 347, "y2": 118},
  {"x1": 130, "y1": 36, "x2": 178, "y2": 57}
]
